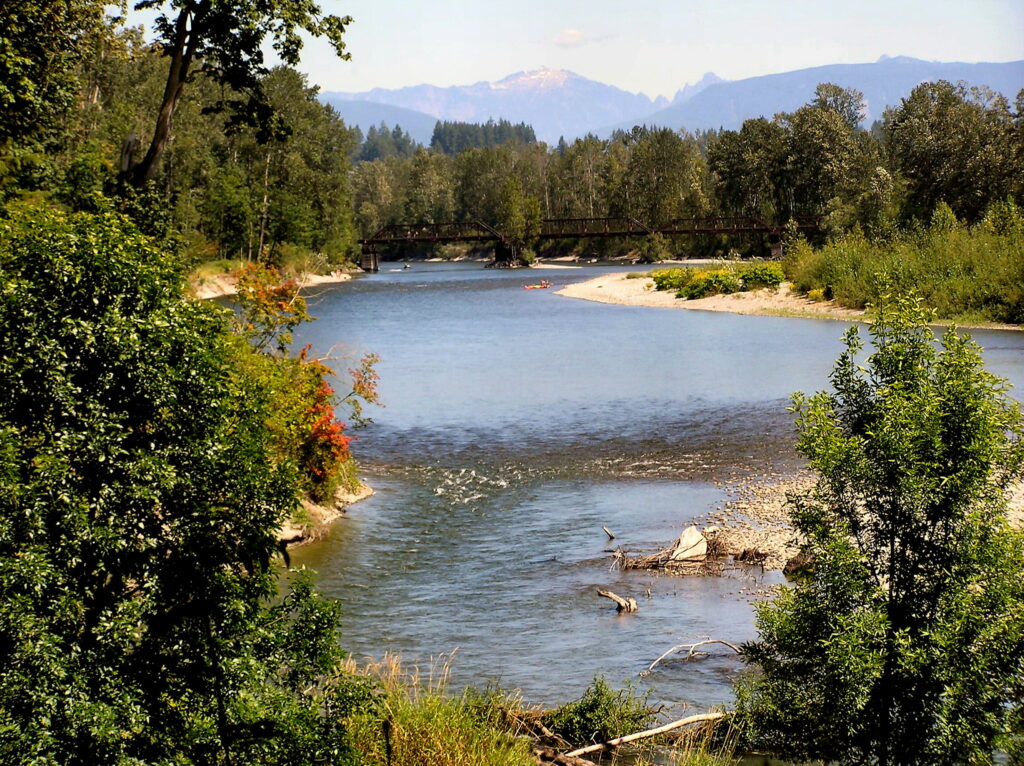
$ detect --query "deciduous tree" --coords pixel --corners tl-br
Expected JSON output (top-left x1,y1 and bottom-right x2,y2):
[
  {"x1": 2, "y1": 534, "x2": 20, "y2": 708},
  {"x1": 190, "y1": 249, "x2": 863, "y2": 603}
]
[
  {"x1": 738, "y1": 294, "x2": 1024, "y2": 765},
  {"x1": 127, "y1": 0, "x2": 352, "y2": 187}
]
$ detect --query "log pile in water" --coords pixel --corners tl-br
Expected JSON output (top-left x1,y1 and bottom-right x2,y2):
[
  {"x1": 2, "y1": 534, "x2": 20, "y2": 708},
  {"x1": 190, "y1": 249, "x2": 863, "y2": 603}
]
[{"x1": 614, "y1": 525, "x2": 731, "y2": 575}]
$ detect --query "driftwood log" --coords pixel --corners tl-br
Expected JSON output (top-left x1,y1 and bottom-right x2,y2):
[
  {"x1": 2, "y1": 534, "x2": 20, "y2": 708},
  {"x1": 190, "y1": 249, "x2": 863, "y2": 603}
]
[
  {"x1": 640, "y1": 639, "x2": 742, "y2": 676},
  {"x1": 596, "y1": 588, "x2": 638, "y2": 613},
  {"x1": 563, "y1": 712, "x2": 729, "y2": 758}
]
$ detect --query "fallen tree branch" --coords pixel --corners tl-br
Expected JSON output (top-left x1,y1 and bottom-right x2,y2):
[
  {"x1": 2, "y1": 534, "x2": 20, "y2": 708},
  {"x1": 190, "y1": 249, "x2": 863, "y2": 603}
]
[
  {"x1": 602, "y1": 526, "x2": 616, "y2": 540},
  {"x1": 534, "y1": 746, "x2": 599, "y2": 765},
  {"x1": 596, "y1": 588, "x2": 638, "y2": 612},
  {"x1": 640, "y1": 639, "x2": 741, "y2": 677},
  {"x1": 564, "y1": 712, "x2": 729, "y2": 758}
]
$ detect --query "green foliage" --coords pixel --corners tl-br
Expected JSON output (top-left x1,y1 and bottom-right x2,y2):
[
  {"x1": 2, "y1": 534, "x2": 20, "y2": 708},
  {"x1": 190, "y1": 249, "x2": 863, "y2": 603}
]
[
  {"x1": 430, "y1": 118, "x2": 536, "y2": 155},
  {"x1": 343, "y1": 657, "x2": 536, "y2": 766},
  {"x1": 636, "y1": 232, "x2": 673, "y2": 263},
  {"x1": 0, "y1": 0, "x2": 103, "y2": 148},
  {"x1": 737, "y1": 262, "x2": 785, "y2": 289},
  {"x1": 885, "y1": 80, "x2": 1022, "y2": 223},
  {"x1": 679, "y1": 268, "x2": 743, "y2": 299},
  {"x1": 0, "y1": 207, "x2": 360, "y2": 763},
  {"x1": 542, "y1": 675, "x2": 654, "y2": 747},
  {"x1": 650, "y1": 267, "x2": 697, "y2": 292},
  {"x1": 356, "y1": 122, "x2": 419, "y2": 162},
  {"x1": 807, "y1": 287, "x2": 827, "y2": 302},
  {"x1": 737, "y1": 294, "x2": 1024, "y2": 764},
  {"x1": 783, "y1": 207, "x2": 1024, "y2": 323},
  {"x1": 651, "y1": 262, "x2": 781, "y2": 298}
]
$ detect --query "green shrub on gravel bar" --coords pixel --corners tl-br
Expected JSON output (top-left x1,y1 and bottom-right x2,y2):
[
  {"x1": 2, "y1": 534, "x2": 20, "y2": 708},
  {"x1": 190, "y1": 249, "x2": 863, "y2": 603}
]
[
  {"x1": 738, "y1": 262, "x2": 785, "y2": 289},
  {"x1": 679, "y1": 269, "x2": 743, "y2": 299},
  {"x1": 650, "y1": 262, "x2": 784, "y2": 299}
]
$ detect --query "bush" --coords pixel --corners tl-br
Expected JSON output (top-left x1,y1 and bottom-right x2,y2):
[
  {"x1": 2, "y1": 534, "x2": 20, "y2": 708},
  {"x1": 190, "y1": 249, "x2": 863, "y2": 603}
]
[
  {"x1": 781, "y1": 209, "x2": 1024, "y2": 323},
  {"x1": 650, "y1": 267, "x2": 696, "y2": 292},
  {"x1": 738, "y1": 262, "x2": 785, "y2": 289},
  {"x1": 807, "y1": 288, "x2": 827, "y2": 302},
  {"x1": 737, "y1": 295, "x2": 1024, "y2": 764},
  {"x1": 0, "y1": 207, "x2": 361, "y2": 763},
  {"x1": 679, "y1": 269, "x2": 743, "y2": 299},
  {"x1": 542, "y1": 676, "x2": 654, "y2": 747}
]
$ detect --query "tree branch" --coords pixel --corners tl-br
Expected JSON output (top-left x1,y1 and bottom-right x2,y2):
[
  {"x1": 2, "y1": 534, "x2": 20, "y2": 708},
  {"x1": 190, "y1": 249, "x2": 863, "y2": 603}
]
[{"x1": 640, "y1": 639, "x2": 741, "y2": 677}]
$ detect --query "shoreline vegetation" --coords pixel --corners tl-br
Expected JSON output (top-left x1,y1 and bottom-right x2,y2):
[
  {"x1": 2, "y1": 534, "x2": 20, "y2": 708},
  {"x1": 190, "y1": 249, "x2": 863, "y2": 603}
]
[
  {"x1": 558, "y1": 203, "x2": 1024, "y2": 331},
  {"x1": 189, "y1": 264, "x2": 357, "y2": 300},
  {"x1": 278, "y1": 483, "x2": 375, "y2": 548}
]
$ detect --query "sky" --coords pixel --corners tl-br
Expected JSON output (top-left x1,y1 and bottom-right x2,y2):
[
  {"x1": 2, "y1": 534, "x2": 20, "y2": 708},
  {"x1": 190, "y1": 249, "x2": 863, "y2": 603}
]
[{"x1": 130, "y1": 0, "x2": 1024, "y2": 98}]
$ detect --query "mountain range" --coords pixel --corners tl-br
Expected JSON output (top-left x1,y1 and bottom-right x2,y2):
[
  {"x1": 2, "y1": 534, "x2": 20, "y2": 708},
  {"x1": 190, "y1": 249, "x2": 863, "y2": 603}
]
[{"x1": 321, "y1": 57, "x2": 1024, "y2": 145}]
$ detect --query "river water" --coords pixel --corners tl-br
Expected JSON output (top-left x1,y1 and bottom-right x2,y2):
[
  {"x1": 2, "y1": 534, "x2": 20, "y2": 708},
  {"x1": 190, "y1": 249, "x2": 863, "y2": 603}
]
[{"x1": 289, "y1": 262, "x2": 1024, "y2": 715}]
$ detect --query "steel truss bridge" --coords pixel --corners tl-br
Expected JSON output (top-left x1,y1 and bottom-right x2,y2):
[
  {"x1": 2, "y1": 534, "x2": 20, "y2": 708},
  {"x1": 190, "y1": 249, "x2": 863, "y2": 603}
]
[{"x1": 358, "y1": 215, "x2": 822, "y2": 271}]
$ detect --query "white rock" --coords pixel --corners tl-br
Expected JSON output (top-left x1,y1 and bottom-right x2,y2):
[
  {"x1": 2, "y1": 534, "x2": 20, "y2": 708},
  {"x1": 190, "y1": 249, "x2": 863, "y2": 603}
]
[{"x1": 670, "y1": 525, "x2": 707, "y2": 560}]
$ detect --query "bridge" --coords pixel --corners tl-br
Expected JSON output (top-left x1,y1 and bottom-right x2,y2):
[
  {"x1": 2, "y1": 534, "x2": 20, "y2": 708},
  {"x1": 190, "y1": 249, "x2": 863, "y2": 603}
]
[{"x1": 358, "y1": 215, "x2": 822, "y2": 271}]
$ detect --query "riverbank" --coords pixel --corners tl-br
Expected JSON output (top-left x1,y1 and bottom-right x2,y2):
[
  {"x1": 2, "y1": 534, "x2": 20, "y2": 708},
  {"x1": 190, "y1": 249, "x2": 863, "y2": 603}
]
[
  {"x1": 189, "y1": 269, "x2": 354, "y2": 300},
  {"x1": 557, "y1": 271, "x2": 1023, "y2": 331},
  {"x1": 694, "y1": 473, "x2": 1024, "y2": 572},
  {"x1": 279, "y1": 483, "x2": 375, "y2": 548},
  {"x1": 556, "y1": 272, "x2": 865, "y2": 322}
]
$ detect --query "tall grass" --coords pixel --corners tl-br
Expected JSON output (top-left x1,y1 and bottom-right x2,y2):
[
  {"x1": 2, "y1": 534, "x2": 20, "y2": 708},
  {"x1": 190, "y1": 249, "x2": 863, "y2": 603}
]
[
  {"x1": 784, "y1": 204, "x2": 1024, "y2": 324},
  {"x1": 630, "y1": 715, "x2": 740, "y2": 766},
  {"x1": 337, "y1": 657, "x2": 739, "y2": 765},
  {"x1": 340, "y1": 655, "x2": 537, "y2": 766}
]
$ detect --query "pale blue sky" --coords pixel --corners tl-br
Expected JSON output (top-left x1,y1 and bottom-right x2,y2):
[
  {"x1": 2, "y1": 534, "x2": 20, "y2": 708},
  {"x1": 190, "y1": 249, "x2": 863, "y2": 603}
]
[{"x1": 132, "y1": 0, "x2": 1024, "y2": 98}]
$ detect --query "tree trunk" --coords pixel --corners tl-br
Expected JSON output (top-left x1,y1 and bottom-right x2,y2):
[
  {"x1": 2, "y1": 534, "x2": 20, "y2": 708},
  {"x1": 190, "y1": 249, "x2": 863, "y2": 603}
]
[{"x1": 128, "y1": 1, "x2": 205, "y2": 187}]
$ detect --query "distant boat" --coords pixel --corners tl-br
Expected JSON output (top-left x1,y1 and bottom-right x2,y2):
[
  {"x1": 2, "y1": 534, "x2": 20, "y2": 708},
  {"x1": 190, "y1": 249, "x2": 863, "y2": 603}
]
[{"x1": 524, "y1": 280, "x2": 552, "y2": 290}]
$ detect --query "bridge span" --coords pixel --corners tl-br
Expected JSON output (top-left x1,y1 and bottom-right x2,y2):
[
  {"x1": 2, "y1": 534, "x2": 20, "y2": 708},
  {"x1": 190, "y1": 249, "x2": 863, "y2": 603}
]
[{"x1": 358, "y1": 215, "x2": 822, "y2": 271}]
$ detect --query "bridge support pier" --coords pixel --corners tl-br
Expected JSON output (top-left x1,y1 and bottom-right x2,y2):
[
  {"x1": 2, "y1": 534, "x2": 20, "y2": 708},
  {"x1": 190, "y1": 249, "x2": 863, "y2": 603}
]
[
  {"x1": 493, "y1": 241, "x2": 516, "y2": 266},
  {"x1": 360, "y1": 245, "x2": 379, "y2": 272}
]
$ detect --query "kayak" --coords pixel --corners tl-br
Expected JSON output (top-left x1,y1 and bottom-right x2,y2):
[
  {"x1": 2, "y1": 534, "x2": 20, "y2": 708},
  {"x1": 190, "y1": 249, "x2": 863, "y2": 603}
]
[{"x1": 524, "y1": 282, "x2": 552, "y2": 290}]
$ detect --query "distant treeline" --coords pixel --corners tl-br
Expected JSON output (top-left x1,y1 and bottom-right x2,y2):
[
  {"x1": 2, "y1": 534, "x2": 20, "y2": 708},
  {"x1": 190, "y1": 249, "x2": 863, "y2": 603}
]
[
  {"x1": 430, "y1": 119, "x2": 536, "y2": 155},
  {"x1": 352, "y1": 81, "x2": 1024, "y2": 258},
  {"x1": 351, "y1": 118, "x2": 536, "y2": 163}
]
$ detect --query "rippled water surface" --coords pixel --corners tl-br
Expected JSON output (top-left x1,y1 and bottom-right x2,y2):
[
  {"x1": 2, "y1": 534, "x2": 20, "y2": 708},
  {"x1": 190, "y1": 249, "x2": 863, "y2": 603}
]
[{"x1": 289, "y1": 263, "x2": 1024, "y2": 710}]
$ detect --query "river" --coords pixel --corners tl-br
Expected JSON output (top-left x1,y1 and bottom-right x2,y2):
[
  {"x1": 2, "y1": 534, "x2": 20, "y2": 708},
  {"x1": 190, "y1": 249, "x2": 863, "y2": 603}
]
[{"x1": 289, "y1": 262, "x2": 1024, "y2": 715}]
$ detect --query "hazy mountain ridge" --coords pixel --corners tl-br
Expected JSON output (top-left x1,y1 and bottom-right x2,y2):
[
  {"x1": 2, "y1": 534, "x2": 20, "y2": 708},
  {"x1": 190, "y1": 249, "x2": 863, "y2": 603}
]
[
  {"x1": 637, "y1": 56, "x2": 1024, "y2": 133},
  {"x1": 320, "y1": 98, "x2": 440, "y2": 144},
  {"x1": 321, "y1": 58, "x2": 1024, "y2": 145},
  {"x1": 322, "y1": 68, "x2": 668, "y2": 143}
]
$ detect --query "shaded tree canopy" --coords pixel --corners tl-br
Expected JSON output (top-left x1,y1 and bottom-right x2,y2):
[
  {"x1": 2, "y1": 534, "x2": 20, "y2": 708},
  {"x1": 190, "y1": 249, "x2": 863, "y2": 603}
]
[{"x1": 127, "y1": 0, "x2": 353, "y2": 186}]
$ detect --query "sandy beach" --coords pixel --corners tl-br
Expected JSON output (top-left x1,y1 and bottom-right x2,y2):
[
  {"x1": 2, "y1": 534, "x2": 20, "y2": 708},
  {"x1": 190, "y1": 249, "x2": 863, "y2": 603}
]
[
  {"x1": 556, "y1": 271, "x2": 866, "y2": 321},
  {"x1": 189, "y1": 270, "x2": 354, "y2": 300}
]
